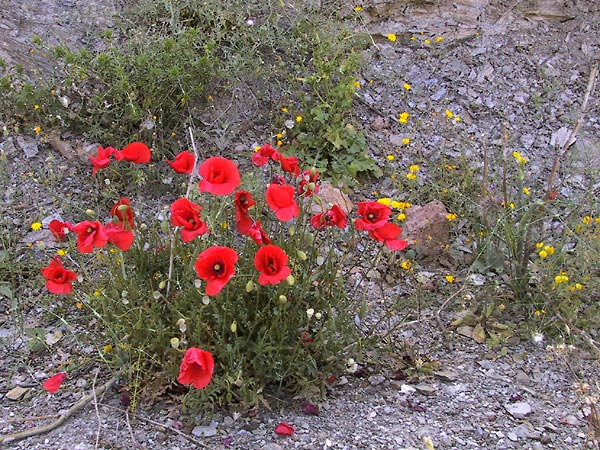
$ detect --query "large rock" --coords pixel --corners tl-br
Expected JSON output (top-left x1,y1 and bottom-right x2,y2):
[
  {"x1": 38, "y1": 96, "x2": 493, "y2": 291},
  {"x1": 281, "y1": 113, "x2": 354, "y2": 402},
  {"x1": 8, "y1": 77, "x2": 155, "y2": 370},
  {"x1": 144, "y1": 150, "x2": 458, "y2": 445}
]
[{"x1": 403, "y1": 200, "x2": 450, "y2": 257}]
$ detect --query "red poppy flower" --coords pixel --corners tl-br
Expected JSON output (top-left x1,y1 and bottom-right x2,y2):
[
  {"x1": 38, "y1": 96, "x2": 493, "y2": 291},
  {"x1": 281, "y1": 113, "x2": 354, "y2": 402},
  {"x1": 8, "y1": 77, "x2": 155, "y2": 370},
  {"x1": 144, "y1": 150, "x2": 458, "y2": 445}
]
[
  {"x1": 369, "y1": 222, "x2": 408, "y2": 251},
  {"x1": 48, "y1": 219, "x2": 72, "y2": 241},
  {"x1": 354, "y1": 201, "x2": 391, "y2": 231},
  {"x1": 310, "y1": 204, "x2": 348, "y2": 230},
  {"x1": 254, "y1": 245, "x2": 291, "y2": 285},
  {"x1": 115, "y1": 141, "x2": 151, "y2": 164},
  {"x1": 170, "y1": 198, "x2": 209, "y2": 242},
  {"x1": 298, "y1": 169, "x2": 320, "y2": 196},
  {"x1": 248, "y1": 221, "x2": 271, "y2": 246},
  {"x1": 110, "y1": 197, "x2": 135, "y2": 230},
  {"x1": 198, "y1": 156, "x2": 241, "y2": 196},
  {"x1": 252, "y1": 143, "x2": 280, "y2": 167},
  {"x1": 104, "y1": 222, "x2": 135, "y2": 252},
  {"x1": 89, "y1": 145, "x2": 116, "y2": 176},
  {"x1": 41, "y1": 257, "x2": 78, "y2": 294},
  {"x1": 279, "y1": 155, "x2": 300, "y2": 177},
  {"x1": 43, "y1": 372, "x2": 67, "y2": 393},
  {"x1": 72, "y1": 220, "x2": 109, "y2": 253},
  {"x1": 265, "y1": 184, "x2": 299, "y2": 222},
  {"x1": 274, "y1": 422, "x2": 295, "y2": 436},
  {"x1": 234, "y1": 190, "x2": 256, "y2": 235},
  {"x1": 167, "y1": 151, "x2": 196, "y2": 174},
  {"x1": 177, "y1": 347, "x2": 214, "y2": 389},
  {"x1": 194, "y1": 246, "x2": 238, "y2": 296}
]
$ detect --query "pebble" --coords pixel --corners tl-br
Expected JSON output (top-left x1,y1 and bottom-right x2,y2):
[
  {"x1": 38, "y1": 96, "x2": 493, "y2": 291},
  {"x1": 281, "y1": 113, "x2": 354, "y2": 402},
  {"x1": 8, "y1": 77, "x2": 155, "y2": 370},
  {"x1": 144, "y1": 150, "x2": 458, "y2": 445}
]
[{"x1": 505, "y1": 401, "x2": 533, "y2": 419}]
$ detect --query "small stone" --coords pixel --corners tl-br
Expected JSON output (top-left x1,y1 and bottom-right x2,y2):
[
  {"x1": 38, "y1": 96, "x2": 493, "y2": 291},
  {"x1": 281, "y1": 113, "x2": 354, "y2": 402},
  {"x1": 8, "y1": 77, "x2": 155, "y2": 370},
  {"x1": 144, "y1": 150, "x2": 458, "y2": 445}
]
[
  {"x1": 16, "y1": 135, "x2": 38, "y2": 158},
  {"x1": 6, "y1": 386, "x2": 28, "y2": 401},
  {"x1": 505, "y1": 401, "x2": 533, "y2": 419},
  {"x1": 516, "y1": 369, "x2": 530, "y2": 384},
  {"x1": 415, "y1": 384, "x2": 437, "y2": 395},
  {"x1": 368, "y1": 375, "x2": 386, "y2": 386},
  {"x1": 191, "y1": 422, "x2": 218, "y2": 437},
  {"x1": 260, "y1": 444, "x2": 284, "y2": 450}
]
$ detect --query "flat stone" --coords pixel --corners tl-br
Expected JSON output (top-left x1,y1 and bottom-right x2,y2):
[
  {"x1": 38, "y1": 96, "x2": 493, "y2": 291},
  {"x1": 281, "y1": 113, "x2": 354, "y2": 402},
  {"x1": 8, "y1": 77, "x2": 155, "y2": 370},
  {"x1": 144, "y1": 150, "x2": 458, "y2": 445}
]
[
  {"x1": 505, "y1": 401, "x2": 533, "y2": 419},
  {"x1": 191, "y1": 422, "x2": 218, "y2": 437},
  {"x1": 6, "y1": 386, "x2": 28, "y2": 401}
]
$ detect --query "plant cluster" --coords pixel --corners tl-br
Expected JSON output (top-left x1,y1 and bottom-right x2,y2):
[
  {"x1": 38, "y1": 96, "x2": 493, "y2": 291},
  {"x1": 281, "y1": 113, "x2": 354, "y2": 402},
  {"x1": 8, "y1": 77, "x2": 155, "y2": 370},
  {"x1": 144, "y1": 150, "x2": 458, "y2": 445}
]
[{"x1": 35, "y1": 135, "x2": 408, "y2": 407}]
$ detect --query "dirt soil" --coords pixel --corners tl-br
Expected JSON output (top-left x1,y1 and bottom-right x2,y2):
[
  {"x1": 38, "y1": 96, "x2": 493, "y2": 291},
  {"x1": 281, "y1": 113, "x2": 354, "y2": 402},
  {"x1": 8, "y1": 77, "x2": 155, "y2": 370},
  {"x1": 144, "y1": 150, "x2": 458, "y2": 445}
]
[{"x1": 1, "y1": 1, "x2": 600, "y2": 449}]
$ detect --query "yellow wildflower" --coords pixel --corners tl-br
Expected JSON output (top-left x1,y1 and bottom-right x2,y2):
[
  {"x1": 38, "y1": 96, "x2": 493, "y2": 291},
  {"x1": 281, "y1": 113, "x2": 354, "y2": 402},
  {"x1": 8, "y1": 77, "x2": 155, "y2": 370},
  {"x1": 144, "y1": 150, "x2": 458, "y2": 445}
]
[
  {"x1": 34, "y1": 104, "x2": 40, "y2": 110},
  {"x1": 582, "y1": 216, "x2": 592, "y2": 225},
  {"x1": 544, "y1": 245, "x2": 555, "y2": 255},
  {"x1": 398, "y1": 112, "x2": 410, "y2": 124},
  {"x1": 409, "y1": 164, "x2": 420, "y2": 172},
  {"x1": 554, "y1": 274, "x2": 569, "y2": 284},
  {"x1": 170, "y1": 132, "x2": 176, "y2": 137},
  {"x1": 353, "y1": 6, "x2": 362, "y2": 12},
  {"x1": 377, "y1": 198, "x2": 392, "y2": 206},
  {"x1": 523, "y1": 187, "x2": 530, "y2": 195},
  {"x1": 539, "y1": 250, "x2": 548, "y2": 259},
  {"x1": 575, "y1": 283, "x2": 583, "y2": 290},
  {"x1": 281, "y1": 107, "x2": 288, "y2": 113},
  {"x1": 387, "y1": 154, "x2": 395, "y2": 161},
  {"x1": 76, "y1": 302, "x2": 84, "y2": 309},
  {"x1": 513, "y1": 151, "x2": 527, "y2": 164},
  {"x1": 402, "y1": 137, "x2": 411, "y2": 145},
  {"x1": 445, "y1": 275, "x2": 455, "y2": 283},
  {"x1": 34, "y1": 126, "x2": 41, "y2": 134},
  {"x1": 353, "y1": 80, "x2": 361, "y2": 88},
  {"x1": 403, "y1": 83, "x2": 411, "y2": 91},
  {"x1": 454, "y1": 117, "x2": 462, "y2": 123},
  {"x1": 407, "y1": 172, "x2": 417, "y2": 180},
  {"x1": 295, "y1": 115, "x2": 303, "y2": 123},
  {"x1": 103, "y1": 344, "x2": 113, "y2": 353},
  {"x1": 424, "y1": 39, "x2": 431, "y2": 45},
  {"x1": 397, "y1": 213, "x2": 406, "y2": 221},
  {"x1": 387, "y1": 33, "x2": 397, "y2": 42},
  {"x1": 445, "y1": 213, "x2": 457, "y2": 221},
  {"x1": 498, "y1": 303, "x2": 505, "y2": 311},
  {"x1": 31, "y1": 222, "x2": 42, "y2": 231},
  {"x1": 57, "y1": 249, "x2": 67, "y2": 256},
  {"x1": 445, "y1": 109, "x2": 454, "y2": 119},
  {"x1": 400, "y1": 260, "x2": 412, "y2": 270},
  {"x1": 277, "y1": 140, "x2": 283, "y2": 146},
  {"x1": 435, "y1": 36, "x2": 444, "y2": 43},
  {"x1": 536, "y1": 242, "x2": 544, "y2": 249}
]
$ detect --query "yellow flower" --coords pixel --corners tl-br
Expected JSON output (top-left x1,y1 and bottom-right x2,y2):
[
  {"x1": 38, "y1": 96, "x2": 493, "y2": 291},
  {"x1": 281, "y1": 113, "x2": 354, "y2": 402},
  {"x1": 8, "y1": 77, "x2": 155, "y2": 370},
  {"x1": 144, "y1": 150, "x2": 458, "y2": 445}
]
[
  {"x1": 582, "y1": 216, "x2": 592, "y2": 225},
  {"x1": 34, "y1": 126, "x2": 42, "y2": 134},
  {"x1": 76, "y1": 302, "x2": 84, "y2": 309},
  {"x1": 281, "y1": 107, "x2": 288, "y2": 113},
  {"x1": 396, "y1": 201, "x2": 411, "y2": 209},
  {"x1": 397, "y1": 213, "x2": 407, "y2": 221},
  {"x1": 390, "y1": 174, "x2": 396, "y2": 180},
  {"x1": 424, "y1": 39, "x2": 431, "y2": 45},
  {"x1": 575, "y1": 283, "x2": 583, "y2": 290},
  {"x1": 498, "y1": 303, "x2": 505, "y2": 311},
  {"x1": 445, "y1": 213, "x2": 457, "y2": 221},
  {"x1": 544, "y1": 245, "x2": 555, "y2": 255},
  {"x1": 57, "y1": 249, "x2": 67, "y2": 256},
  {"x1": 409, "y1": 164, "x2": 420, "y2": 172},
  {"x1": 170, "y1": 132, "x2": 176, "y2": 137},
  {"x1": 403, "y1": 83, "x2": 411, "y2": 91},
  {"x1": 103, "y1": 344, "x2": 113, "y2": 353},
  {"x1": 554, "y1": 274, "x2": 569, "y2": 284},
  {"x1": 353, "y1": 6, "x2": 362, "y2": 12},
  {"x1": 400, "y1": 260, "x2": 412, "y2": 270},
  {"x1": 398, "y1": 112, "x2": 410, "y2": 124},
  {"x1": 387, "y1": 154, "x2": 395, "y2": 161},
  {"x1": 402, "y1": 137, "x2": 411, "y2": 145},
  {"x1": 536, "y1": 242, "x2": 544, "y2": 248},
  {"x1": 353, "y1": 80, "x2": 361, "y2": 88},
  {"x1": 377, "y1": 197, "x2": 392, "y2": 206},
  {"x1": 387, "y1": 33, "x2": 397, "y2": 42},
  {"x1": 31, "y1": 222, "x2": 42, "y2": 231},
  {"x1": 445, "y1": 275, "x2": 455, "y2": 283},
  {"x1": 93, "y1": 290, "x2": 102, "y2": 296},
  {"x1": 445, "y1": 109, "x2": 454, "y2": 119},
  {"x1": 435, "y1": 36, "x2": 444, "y2": 43},
  {"x1": 276, "y1": 132, "x2": 284, "y2": 139},
  {"x1": 445, "y1": 164, "x2": 457, "y2": 170},
  {"x1": 406, "y1": 172, "x2": 417, "y2": 180},
  {"x1": 295, "y1": 115, "x2": 303, "y2": 123},
  {"x1": 523, "y1": 187, "x2": 530, "y2": 195},
  {"x1": 513, "y1": 151, "x2": 527, "y2": 164},
  {"x1": 539, "y1": 250, "x2": 548, "y2": 259},
  {"x1": 34, "y1": 104, "x2": 40, "y2": 110},
  {"x1": 454, "y1": 117, "x2": 462, "y2": 123},
  {"x1": 277, "y1": 140, "x2": 283, "y2": 146}
]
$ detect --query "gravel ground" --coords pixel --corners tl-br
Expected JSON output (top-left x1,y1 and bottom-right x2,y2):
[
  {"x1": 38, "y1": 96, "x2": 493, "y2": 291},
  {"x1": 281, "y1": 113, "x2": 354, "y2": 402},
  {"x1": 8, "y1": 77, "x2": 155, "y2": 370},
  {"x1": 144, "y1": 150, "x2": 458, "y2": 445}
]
[{"x1": 1, "y1": 1, "x2": 600, "y2": 449}]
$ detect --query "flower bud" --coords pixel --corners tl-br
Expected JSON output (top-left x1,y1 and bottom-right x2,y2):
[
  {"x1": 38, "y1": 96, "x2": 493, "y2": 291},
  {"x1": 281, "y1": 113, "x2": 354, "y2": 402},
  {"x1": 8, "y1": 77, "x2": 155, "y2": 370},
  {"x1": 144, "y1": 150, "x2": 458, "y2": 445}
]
[
  {"x1": 194, "y1": 279, "x2": 202, "y2": 289},
  {"x1": 117, "y1": 204, "x2": 130, "y2": 212},
  {"x1": 202, "y1": 295, "x2": 210, "y2": 305},
  {"x1": 315, "y1": 312, "x2": 322, "y2": 320},
  {"x1": 176, "y1": 318, "x2": 187, "y2": 333},
  {"x1": 307, "y1": 182, "x2": 316, "y2": 192},
  {"x1": 104, "y1": 178, "x2": 111, "y2": 186},
  {"x1": 310, "y1": 167, "x2": 318, "y2": 178},
  {"x1": 286, "y1": 274, "x2": 295, "y2": 286},
  {"x1": 289, "y1": 226, "x2": 295, "y2": 236},
  {"x1": 85, "y1": 209, "x2": 95, "y2": 217},
  {"x1": 296, "y1": 250, "x2": 307, "y2": 261},
  {"x1": 152, "y1": 291, "x2": 161, "y2": 300},
  {"x1": 246, "y1": 280, "x2": 255, "y2": 292},
  {"x1": 158, "y1": 280, "x2": 167, "y2": 290},
  {"x1": 230, "y1": 321, "x2": 237, "y2": 333},
  {"x1": 278, "y1": 295, "x2": 287, "y2": 304},
  {"x1": 170, "y1": 337, "x2": 180, "y2": 349},
  {"x1": 306, "y1": 308, "x2": 314, "y2": 319}
]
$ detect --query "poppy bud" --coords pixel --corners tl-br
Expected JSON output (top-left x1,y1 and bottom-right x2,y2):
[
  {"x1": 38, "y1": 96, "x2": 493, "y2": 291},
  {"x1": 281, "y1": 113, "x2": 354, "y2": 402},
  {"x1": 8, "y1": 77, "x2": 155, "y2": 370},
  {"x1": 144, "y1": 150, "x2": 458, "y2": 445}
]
[
  {"x1": 230, "y1": 321, "x2": 237, "y2": 333},
  {"x1": 170, "y1": 337, "x2": 180, "y2": 349},
  {"x1": 278, "y1": 295, "x2": 287, "y2": 304}
]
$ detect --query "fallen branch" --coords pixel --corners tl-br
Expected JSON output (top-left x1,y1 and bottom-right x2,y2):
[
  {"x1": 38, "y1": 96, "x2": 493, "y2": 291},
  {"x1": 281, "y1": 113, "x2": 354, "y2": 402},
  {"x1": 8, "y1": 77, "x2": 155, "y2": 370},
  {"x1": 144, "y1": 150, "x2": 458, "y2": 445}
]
[{"x1": 0, "y1": 374, "x2": 119, "y2": 445}]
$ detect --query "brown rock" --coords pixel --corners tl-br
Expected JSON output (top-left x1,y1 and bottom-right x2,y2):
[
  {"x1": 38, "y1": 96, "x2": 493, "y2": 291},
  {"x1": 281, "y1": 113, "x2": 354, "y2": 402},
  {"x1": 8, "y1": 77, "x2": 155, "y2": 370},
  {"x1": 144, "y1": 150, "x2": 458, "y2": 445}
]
[
  {"x1": 311, "y1": 181, "x2": 353, "y2": 214},
  {"x1": 403, "y1": 200, "x2": 450, "y2": 257}
]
